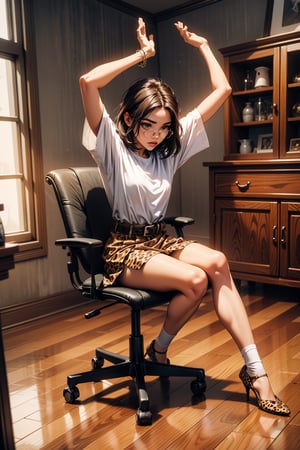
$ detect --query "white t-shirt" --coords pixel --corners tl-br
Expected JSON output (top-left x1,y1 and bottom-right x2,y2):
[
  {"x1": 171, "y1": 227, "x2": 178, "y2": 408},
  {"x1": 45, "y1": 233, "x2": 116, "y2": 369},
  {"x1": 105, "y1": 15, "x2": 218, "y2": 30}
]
[{"x1": 82, "y1": 107, "x2": 209, "y2": 224}]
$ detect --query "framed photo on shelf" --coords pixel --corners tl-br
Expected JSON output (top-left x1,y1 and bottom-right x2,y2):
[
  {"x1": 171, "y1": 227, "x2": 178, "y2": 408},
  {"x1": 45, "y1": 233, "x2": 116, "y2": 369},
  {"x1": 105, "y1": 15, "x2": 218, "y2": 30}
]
[
  {"x1": 257, "y1": 134, "x2": 273, "y2": 152},
  {"x1": 264, "y1": 0, "x2": 300, "y2": 36},
  {"x1": 289, "y1": 137, "x2": 300, "y2": 152}
]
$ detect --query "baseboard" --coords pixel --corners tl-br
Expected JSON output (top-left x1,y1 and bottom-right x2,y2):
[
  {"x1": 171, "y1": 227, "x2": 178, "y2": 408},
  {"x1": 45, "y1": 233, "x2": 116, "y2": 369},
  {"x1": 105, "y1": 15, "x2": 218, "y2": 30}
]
[{"x1": 0, "y1": 290, "x2": 91, "y2": 329}]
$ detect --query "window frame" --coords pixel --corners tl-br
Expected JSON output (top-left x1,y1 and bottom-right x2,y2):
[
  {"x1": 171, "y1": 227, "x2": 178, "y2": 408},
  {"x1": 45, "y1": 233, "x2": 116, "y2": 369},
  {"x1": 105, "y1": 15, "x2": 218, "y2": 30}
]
[{"x1": 0, "y1": 0, "x2": 47, "y2": 262}]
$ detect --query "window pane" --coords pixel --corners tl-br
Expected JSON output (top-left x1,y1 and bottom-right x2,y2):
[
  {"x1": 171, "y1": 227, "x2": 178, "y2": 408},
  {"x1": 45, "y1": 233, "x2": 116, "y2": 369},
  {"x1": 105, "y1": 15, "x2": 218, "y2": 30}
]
[
  {"x1": 0, "y1": 121, "x2": 20, "y2": 173},
  {"x1": 0, "y1": 0, "x2": 12, "y2": 40},
  {"x1": 0, "y1": 58, "x2": 17, "y2": 116},
  {"x1": 0, "y1": 0, "x2": 47, "y2": 257},
  {"x1": 0, "y1": 178, "x2": 25, "y2": 233}
]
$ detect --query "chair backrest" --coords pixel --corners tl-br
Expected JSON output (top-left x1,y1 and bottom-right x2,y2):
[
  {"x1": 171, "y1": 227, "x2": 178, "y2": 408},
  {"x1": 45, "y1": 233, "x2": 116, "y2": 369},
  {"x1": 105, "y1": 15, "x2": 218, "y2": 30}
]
[{"x1": 46, "y1": 167, "x2": 113, "y2": 274}]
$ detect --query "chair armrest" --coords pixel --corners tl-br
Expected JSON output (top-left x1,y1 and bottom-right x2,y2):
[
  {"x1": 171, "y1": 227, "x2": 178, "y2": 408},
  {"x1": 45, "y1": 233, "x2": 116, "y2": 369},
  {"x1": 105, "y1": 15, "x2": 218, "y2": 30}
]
[
  {"x1": 55, "y1": 237, "x2": 103, "y2": 249},
  {"x1": 164, "y1": 216, "x2": 195, "y2": 238},
  {"x1": 164, "y1": 216, "x2": 195, "y2": 227},
  {"x1": 55, "y1": 238, "x2": 104, "y2": 294}
]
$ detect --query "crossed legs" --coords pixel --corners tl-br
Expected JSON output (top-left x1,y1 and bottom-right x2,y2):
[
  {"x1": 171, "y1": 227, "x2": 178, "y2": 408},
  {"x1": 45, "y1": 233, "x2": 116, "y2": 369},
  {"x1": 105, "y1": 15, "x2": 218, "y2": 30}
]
[
  {"x1": 119, "y1": 245, "x2": 208, "y2": 336},
  {"x1": 119, "y1": 242, "x2": 275, "y2": 401}
]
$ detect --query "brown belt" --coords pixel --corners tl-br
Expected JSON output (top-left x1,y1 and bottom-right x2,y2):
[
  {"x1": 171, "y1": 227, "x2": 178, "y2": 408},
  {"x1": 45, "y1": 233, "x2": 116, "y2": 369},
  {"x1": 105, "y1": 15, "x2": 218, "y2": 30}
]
[{"x1": 113, "y1": 221, "x2": 164, "y2": 237}]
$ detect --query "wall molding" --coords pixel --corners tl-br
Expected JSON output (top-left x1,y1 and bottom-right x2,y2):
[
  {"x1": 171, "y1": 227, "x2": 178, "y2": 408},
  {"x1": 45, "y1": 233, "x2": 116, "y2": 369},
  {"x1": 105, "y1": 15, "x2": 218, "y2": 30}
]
[{"x1": 98, "y1": 0, "x2": 221, "y2": 21}]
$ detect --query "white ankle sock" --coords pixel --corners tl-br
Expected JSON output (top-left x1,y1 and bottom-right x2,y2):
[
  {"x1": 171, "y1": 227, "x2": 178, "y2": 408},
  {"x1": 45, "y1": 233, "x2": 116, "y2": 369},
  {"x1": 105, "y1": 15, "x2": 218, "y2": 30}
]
[
  {"x1": 156, "y1": 328, "x2": 176, "y2": 351},
  {"x1": 241, "y1": 344, "x2": 266, "y2": 377}
]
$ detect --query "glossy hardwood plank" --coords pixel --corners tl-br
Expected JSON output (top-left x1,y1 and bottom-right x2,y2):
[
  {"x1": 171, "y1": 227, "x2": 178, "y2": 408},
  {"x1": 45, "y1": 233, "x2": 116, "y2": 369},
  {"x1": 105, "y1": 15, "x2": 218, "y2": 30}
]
[{"x1": 3, "y1": 284, "x2": 300, "y2": 448}]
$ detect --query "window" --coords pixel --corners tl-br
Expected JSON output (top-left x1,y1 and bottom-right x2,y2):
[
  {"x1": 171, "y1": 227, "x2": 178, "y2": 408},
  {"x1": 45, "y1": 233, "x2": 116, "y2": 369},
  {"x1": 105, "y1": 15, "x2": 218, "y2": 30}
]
[{"x1": 0, "y1": 0, "x2": 47, "y2": 260}]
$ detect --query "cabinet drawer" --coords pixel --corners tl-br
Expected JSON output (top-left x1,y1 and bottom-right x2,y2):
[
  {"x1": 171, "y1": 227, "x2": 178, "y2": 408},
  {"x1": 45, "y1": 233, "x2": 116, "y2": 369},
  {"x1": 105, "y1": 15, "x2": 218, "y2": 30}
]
[{"x1": 215, "y1": 172, "x2": 300, "y2": 196}]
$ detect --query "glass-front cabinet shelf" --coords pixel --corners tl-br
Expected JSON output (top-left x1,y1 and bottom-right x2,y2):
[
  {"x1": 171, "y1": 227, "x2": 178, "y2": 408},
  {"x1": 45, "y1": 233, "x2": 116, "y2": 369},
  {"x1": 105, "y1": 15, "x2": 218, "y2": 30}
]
[
  {"x1": 281, "y1": 42, "x2": 300, "y2": 157},
  {"x1": 220, "y1": 33, "x2": 300, "y2": 160}
]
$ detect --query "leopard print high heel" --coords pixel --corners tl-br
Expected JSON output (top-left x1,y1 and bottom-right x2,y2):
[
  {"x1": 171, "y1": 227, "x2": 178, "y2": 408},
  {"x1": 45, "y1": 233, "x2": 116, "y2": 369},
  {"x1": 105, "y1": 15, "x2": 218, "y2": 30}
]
[
  {"x1": 145, "y1": 340, "x2": 170, "y2": 364},
  {"x1": 239, "y1": 365, "x2": 290, "y2": 416}
]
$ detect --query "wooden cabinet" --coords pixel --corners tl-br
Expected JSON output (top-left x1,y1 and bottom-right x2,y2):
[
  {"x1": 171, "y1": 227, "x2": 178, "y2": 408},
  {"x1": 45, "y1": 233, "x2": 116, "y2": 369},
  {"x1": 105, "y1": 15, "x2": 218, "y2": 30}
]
[
  {"x1": 207, "y1": 162, "x2": 300, "y2": 286},
  {"x1": 205, "y1": 34, "x2": 300, "y2": 287},
  {"x1": 204, "y1": 33, "x2": 300, "y2": 288},
  {"x1": 221, "y1": 32, "x2": 300, "y2": 160},
  {"x1": 205, "y1": 161, "x2": 300, "y2": 288}
]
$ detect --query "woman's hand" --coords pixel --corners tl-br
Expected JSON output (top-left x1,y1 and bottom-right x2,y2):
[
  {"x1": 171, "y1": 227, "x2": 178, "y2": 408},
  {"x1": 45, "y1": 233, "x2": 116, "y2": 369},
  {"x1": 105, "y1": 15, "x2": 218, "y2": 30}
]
[
  {"x1": 174, "y1": 21, "x2": 208, "y2": 48},
  {"x1": 136, "y1": 17, "x2": 155, "y2": 58}
]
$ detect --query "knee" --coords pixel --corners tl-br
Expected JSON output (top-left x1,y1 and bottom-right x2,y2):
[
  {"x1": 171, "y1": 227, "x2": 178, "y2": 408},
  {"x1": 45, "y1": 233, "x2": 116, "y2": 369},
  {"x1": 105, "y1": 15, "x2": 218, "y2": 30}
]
[
  {"x1": 185, "y1": 268, "x2": 208, "y2": 303},
  {"x1": 208, "y1": 250, "x2": 229, "y2": 275}
]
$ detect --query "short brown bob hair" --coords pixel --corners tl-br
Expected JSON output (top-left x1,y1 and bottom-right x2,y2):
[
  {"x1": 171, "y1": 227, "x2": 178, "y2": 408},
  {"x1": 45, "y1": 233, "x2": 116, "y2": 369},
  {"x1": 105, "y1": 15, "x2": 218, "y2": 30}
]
[{"x1": 116, "y1": 78, "x2": 182, "y2": 158}]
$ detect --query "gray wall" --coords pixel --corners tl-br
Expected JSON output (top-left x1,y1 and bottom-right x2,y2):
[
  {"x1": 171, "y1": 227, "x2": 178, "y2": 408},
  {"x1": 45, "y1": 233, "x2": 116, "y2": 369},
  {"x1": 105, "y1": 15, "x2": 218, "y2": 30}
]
[
  {"x1": 157, "y1": 0, "x2": 268, "y2": 240},
  {"x1": 1, "y1": 0, "x2": 267, "y2": 311}
]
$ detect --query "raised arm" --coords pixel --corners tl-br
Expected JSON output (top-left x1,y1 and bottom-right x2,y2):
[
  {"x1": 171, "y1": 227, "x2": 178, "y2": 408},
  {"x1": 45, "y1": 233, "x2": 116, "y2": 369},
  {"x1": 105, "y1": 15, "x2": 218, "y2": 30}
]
[
  {"x1": 79, "y1": 18, "x2": 155, "y2": 136},
  {"x1": 174, "y1": 21, "x2": 231, "y2": 123}
]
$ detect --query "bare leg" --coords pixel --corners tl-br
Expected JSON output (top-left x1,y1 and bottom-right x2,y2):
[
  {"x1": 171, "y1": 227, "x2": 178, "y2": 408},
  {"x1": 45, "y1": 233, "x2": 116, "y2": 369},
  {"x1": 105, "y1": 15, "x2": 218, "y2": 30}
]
[
  {"x1": 172, "y1": 243, "x2": 276, "y2": 400},
  {"x1": 172, "y1": 243, "x2": 254, "y2": 349},
  {"x1": 119, "y1": 253, "x2": 208, "y2": 362}
]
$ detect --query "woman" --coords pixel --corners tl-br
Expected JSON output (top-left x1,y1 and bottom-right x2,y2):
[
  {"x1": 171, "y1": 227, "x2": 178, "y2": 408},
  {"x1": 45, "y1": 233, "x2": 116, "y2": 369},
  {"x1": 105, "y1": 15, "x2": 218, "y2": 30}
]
[{"x1": 80, "y1": 18, "x2": 290, "y2": 416}]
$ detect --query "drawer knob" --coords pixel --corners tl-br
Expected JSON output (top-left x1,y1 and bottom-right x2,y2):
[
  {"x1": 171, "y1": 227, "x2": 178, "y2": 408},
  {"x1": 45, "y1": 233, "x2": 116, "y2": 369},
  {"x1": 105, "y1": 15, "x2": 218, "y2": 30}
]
[{"x1": 235, "y1": 180, "x2": 251, "y2": 191}]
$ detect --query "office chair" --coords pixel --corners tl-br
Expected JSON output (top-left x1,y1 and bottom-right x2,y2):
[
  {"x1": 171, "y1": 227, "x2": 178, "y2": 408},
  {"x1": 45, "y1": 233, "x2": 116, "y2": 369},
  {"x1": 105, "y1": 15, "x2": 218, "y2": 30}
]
[{"x1": 46, "y1": 167, "x2": 206, "y2": 425}]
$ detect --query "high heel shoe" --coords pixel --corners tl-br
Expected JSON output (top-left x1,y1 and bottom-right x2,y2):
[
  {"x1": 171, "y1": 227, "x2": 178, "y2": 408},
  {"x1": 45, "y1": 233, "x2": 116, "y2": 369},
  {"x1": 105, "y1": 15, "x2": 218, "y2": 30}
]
[
  {"x1": 239, "y1": 365, "x2": 290, "y2": 416},
  {"x1": 145, "y1": 340, "x2": 170, "y2": 364}
]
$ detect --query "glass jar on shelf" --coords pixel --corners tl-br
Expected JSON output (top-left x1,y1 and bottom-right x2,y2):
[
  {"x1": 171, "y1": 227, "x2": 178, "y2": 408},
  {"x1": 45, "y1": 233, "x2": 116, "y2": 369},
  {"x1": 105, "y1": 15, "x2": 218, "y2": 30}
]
[
  {"x1": 254, "y1": 97, "x2": 267, "y2": 121},
  {"x1": 243, "y1": 71, "x2": 253, "y2": 90}
]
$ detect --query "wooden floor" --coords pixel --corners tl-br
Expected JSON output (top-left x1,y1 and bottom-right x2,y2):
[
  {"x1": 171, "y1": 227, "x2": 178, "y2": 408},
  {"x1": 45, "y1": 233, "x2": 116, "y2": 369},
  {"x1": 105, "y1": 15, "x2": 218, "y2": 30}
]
[{"x1": 3, "y1": 283, "x2": 300, "y2": 449}]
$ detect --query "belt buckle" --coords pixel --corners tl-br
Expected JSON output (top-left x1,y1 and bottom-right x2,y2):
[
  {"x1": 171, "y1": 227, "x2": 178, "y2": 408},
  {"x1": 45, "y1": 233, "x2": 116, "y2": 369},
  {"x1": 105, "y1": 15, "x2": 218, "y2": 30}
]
[
  {"x1": 143, "y1": 224, "x2": 153, "y2": 236},
  {"x1": 143, "y1": 224, "x2": 158, "y2": 236}
]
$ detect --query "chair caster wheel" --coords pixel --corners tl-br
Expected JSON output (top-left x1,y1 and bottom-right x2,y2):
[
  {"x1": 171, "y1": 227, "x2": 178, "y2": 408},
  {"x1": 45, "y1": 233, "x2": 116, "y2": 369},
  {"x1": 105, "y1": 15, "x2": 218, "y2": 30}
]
[
  {"x1": 136, "y1": 408, "x2": 152, "y2": 426},
  {"x1": 91, "y1": 356, "x2": 104, "y2": 369},
  {"x1": 63, "y1": 386, "x2": 80, "y2": 403},
  {"x1": 191, "y1": 379, "x2": 206, "y2": 396}
]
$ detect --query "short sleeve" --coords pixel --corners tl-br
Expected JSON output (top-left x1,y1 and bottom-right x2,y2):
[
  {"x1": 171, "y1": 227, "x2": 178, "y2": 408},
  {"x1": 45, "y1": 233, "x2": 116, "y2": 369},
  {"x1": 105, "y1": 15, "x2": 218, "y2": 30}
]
[
  {"x1": 175, "y1": 109, "x2": 209, "y2": 168},
  {"x1": 82, "y1": 118, "x2": 97, "y2": 151}
]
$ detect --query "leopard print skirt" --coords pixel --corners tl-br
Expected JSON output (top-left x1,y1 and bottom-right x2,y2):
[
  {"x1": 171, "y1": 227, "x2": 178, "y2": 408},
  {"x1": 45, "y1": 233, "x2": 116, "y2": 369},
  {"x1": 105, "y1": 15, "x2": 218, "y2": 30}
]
[{"x1": 102, "y1": 229, "x2": 194, "y2": 287}]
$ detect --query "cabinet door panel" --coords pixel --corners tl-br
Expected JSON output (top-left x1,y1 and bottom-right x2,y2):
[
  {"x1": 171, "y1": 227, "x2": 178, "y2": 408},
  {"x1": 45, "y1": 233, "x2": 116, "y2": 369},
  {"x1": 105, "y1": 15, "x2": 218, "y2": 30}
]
[
  {"x1": 280, "y1": 202, "x2": 300, "y2": 279},
  {"x1": 215, "y1": 200, "x2": 278, "y2": 276}
]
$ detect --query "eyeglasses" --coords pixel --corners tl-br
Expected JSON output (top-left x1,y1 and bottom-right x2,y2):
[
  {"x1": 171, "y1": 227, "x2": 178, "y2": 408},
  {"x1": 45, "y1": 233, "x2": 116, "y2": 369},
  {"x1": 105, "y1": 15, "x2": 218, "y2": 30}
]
[{"x1": 140, "y1": 122, "x2": 173, "y2": 138}]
